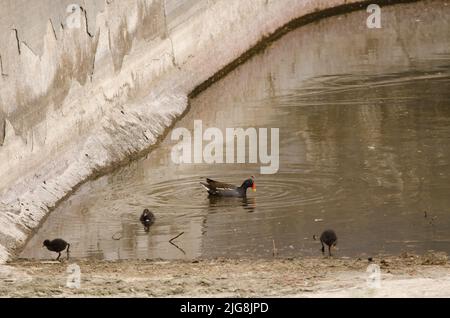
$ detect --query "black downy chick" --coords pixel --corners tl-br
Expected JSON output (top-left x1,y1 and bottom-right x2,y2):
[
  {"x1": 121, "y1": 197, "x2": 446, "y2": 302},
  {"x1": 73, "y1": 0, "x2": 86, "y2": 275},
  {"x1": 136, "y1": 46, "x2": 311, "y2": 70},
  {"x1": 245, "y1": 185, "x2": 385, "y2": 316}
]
[
  {"x1": 43, "y1": 238, "x2": 70, "y2": 261},
  {"x1": 140, "y1": 209, "x2": 155, "y2": 232}
]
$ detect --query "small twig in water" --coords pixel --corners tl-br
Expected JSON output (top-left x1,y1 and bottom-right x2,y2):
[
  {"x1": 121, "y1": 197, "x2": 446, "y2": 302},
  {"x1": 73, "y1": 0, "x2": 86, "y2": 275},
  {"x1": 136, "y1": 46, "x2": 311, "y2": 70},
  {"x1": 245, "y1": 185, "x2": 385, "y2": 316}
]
[
  {"x1": 169, "y1": 241, "x2": 186, "y2": 255},
  {"x1": 272, "y1": 239, "x2": 278, "y2": 257},
  {"x1": 169, "y1": 232, "x2": 185, "y2": 243}
]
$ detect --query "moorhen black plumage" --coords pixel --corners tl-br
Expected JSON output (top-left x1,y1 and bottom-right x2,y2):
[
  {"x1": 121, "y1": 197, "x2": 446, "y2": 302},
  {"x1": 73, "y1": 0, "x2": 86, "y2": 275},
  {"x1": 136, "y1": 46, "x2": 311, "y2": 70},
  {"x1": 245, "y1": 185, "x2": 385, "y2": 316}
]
[
  {"x1": 43, "y1": 238, "x2": 70, "y2": 261},
  {"x1": 200, "y1": 176, "x2": 256, "y2": 198},
  {"x1": 140, "y1": 209, "x2": 155, "y2": 231},
  {"x1": 320, "y1": 229, "x2": 337, "y2": 256}
]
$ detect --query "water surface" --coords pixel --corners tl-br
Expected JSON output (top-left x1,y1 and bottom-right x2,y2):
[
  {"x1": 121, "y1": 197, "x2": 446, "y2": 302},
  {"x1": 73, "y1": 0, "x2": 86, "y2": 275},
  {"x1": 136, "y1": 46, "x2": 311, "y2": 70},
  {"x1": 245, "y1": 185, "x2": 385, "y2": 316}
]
[{"x1": 21, "y1": 1, "x2": 450, "y2": 260}]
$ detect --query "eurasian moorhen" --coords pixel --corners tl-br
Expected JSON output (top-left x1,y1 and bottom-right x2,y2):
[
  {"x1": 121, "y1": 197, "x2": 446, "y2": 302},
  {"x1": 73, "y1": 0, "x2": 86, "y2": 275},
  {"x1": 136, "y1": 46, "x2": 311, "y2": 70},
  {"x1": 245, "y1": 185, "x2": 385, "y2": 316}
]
[
  {"x1": 200, "y1": 177, "x2": 256, "y2": 198},
  {"x1": 320, "y1": 229, "x2": 337, "y2": 256},
  {"x1": 43, "y1": 238, "x2": 70, "y2": 261},
  {"x1": 140, "y1": 209, "x2": 155, "y2": 231}
]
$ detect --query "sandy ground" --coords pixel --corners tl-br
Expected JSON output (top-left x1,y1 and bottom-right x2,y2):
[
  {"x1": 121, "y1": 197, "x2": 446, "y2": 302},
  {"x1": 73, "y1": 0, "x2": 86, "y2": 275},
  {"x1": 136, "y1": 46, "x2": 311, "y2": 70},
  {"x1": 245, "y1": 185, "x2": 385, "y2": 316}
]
[{"x1": 1, "y1": 252, "x2": 450, "y2": 298}]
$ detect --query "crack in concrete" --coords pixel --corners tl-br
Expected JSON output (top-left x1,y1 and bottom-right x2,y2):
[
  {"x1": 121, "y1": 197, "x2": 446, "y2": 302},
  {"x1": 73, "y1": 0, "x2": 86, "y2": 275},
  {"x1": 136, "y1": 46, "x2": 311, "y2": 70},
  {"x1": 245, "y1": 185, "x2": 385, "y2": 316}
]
[
  {"x1": 47, "y1": 19, "x2": 58, "y2": 41},
  {"x1": 0, "y1": 118, "x2": 5, "y2": 146},
  {"x1": 0, "y1": 54, "x2": 7, "y2": 77},
  {"x1": 12, "y1": 29, "x2": 21, "y2": 55},
  {"x1": 163, "y1": 0, "x2": 179, "y2": 69},
  {"x1": 81, "y1": 6, "x2": 94, "y2": 38}
]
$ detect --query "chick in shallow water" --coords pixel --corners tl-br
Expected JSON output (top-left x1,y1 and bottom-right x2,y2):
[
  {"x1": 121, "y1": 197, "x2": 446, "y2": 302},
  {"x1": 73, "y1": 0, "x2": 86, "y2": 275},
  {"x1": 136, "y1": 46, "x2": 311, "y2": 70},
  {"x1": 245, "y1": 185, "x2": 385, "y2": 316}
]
[{"x1": 140, "y1": 209, "x2": 155, "y2": 232}]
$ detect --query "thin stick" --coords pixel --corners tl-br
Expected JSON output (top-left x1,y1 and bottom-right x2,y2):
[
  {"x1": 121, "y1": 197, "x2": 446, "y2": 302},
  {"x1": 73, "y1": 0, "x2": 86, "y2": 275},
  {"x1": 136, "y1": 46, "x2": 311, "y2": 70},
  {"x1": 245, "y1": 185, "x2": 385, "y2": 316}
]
[
  {"x1": 272, "y1": 239, "x2": 278, "y2": 257},
  {"x1": 169, "y1": 241, "x2": 186, "y2": 255},
  {"x1": 169, "y1": 232, "x2": 185, "y2": 243}
]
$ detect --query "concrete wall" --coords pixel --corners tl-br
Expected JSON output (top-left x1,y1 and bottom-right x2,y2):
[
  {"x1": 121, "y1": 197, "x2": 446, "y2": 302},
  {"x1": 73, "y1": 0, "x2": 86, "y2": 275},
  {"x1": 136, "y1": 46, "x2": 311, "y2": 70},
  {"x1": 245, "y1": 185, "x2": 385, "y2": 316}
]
[{"x1": 0, "y1": 0, "x2": 413, "y2": 262}]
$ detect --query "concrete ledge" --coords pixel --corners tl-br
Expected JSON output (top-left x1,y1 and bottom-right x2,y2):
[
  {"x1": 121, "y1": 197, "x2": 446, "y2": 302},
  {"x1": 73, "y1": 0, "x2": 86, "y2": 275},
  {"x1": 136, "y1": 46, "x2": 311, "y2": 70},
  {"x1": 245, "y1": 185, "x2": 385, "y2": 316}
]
[{"x1": 0, "y1": 0, "x2": 422, "y2": 262}]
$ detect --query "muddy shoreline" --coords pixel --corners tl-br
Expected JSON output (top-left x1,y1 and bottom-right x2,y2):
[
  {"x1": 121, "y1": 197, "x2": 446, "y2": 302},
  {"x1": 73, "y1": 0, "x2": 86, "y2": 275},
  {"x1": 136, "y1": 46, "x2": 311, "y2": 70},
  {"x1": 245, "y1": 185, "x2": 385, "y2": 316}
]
[{"x1": 2, "y1": 253, "x2": 449, "y2": 297}]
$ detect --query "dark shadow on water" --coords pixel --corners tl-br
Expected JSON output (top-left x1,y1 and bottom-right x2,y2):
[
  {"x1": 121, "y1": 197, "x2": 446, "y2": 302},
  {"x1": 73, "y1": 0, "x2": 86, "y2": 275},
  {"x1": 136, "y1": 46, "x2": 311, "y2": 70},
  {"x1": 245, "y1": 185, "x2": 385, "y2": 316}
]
[{"x1": 207, "y1": 195, "x2": 257, "y2": 212}]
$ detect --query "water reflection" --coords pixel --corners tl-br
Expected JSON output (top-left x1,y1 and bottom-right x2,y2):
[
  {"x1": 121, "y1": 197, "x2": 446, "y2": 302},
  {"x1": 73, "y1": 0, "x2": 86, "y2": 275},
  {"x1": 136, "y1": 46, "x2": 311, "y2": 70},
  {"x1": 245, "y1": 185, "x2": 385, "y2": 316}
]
[
  {"x1": 207, "y1": 196, "x2": 257, "y2": 212},
  {"x1": 21, "y1": 1, "x2": 450, "y2": 260}
]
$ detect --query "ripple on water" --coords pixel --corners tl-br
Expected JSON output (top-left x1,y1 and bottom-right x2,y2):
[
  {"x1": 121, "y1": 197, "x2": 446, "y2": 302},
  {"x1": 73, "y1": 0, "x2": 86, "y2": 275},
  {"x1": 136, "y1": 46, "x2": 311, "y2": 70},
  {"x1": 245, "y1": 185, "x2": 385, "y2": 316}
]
[{"x1": 136, "y1": 171, "x2": 338, "y2": 213}]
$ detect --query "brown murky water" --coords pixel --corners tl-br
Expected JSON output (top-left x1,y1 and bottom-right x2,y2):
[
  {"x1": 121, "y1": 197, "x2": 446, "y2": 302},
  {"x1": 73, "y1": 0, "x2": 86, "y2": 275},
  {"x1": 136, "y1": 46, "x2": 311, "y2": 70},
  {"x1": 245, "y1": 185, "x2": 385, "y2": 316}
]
[{"x1": 21, "y1": 1, "x2": 450, "y2": 260}]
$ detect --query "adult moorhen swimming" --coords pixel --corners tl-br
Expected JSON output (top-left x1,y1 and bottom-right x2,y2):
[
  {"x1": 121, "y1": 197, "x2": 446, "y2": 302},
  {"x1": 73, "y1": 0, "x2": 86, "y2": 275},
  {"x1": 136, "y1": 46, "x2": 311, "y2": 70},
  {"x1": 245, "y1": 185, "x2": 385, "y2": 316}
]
[
  {"x1": 200, "y1": 176, "x2": 256, "y2": 198},
  {"x1": 319, "y1": 229, "x2": 337, "y2": 256},
  {"x1": 43, "y1": 238, "x2": 70, "y2": 261},
  {"x1": 140, "y1": 208, "x2": 155, "y2": 231}
]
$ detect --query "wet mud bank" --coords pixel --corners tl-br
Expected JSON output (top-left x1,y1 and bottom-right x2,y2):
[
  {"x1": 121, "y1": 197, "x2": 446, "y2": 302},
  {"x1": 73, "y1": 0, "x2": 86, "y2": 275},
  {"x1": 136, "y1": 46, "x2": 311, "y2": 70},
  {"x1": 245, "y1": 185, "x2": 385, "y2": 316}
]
[
  {"x1": 0, "y1": 0, "x2": 430, "y2": 263},
  {"x1": 2, "y1": 253, "x2": 450, "y2": 297}
]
